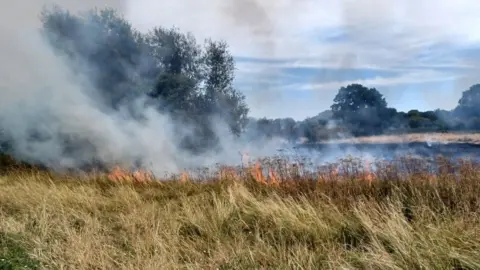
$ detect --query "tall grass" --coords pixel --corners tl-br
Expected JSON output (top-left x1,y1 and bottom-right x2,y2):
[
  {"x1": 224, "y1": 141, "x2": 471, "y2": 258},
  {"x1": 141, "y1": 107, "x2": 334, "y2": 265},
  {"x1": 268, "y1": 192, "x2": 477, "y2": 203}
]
[{"x1": 0, "y1": 155, "x2": 480, "y2": 269}]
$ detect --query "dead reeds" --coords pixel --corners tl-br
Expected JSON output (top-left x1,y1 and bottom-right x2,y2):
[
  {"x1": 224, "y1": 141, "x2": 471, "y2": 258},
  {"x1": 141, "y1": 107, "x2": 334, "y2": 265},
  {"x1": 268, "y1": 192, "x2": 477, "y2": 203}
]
[{"x1": 1, "y1": 154, "x2": 479, "y2": 269}]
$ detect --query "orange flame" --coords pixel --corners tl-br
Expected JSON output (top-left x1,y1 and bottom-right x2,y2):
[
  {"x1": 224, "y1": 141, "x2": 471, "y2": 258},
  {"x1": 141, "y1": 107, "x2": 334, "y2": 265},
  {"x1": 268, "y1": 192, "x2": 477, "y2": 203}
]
[
  {"x1": 268, "y1": 168, "x2": 280, "y2": 186},
  {"x1": 331, "y1": 167, "x2": 339, "y2": 178},
  {"x1": 251, "y1": 162, "x2": 267, "y2": 184},
  {"x1": 132, "y1": 168, "x2": 153, "y2": 183},
  {"x1": 364, "y1": 160, "x2": 374, "y2": 184},
  {"x1": 107, "y1": 166, "x2": 153, "y2": 183},
  {"x1": 179, "y1": 171, "x2": 189, "y2": 184},
  {"x1": 427, "y1": 173, "x2": 437, "y2": 184},
  {"x1": 107, "y1": 166, "x2": 126, "y2": 182},
  {"x1": 219, "y1": 166, "x2": 239, "y2": 180}
]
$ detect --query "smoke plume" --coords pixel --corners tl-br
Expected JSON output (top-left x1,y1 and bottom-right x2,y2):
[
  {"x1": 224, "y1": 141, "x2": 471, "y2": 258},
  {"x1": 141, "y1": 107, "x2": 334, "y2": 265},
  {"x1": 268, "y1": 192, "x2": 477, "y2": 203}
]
[{"x1": 0, "y1": 0, "x2": 293, "y2": 175}]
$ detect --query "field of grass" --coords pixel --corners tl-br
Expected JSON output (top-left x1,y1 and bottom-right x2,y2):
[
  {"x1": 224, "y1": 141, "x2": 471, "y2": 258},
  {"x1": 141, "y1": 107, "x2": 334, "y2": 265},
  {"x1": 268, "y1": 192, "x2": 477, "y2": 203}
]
[
  {"x1": 321, "y1": 132, "x2": 480, "y2": 144},
  {"x1": 0, "y1": 155, "x2": 480, "y2": 269}
]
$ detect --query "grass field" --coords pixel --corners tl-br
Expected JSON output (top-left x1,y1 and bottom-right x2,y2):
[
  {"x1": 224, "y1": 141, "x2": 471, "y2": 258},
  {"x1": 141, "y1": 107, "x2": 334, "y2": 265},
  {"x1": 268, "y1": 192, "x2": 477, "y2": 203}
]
[
  {"x1": 321, "y1": 132, "x2": 480, "y2": 144},
  {"x1": 0, "y1": 155, "x2": 480, "y2": 269}
]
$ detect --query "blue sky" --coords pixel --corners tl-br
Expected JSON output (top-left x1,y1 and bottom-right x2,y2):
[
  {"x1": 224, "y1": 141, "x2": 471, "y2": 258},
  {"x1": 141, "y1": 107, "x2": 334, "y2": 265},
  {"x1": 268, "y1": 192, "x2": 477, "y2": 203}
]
[{"x1": 125, "y1": 0, "x2": 480, "y2": 120}]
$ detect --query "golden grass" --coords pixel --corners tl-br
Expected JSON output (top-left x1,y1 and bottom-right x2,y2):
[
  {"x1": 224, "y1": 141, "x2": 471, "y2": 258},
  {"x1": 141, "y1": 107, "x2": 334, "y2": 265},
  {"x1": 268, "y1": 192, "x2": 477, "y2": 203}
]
[
  {"x1": 0, "y1": 156, "x2": 480, "y2": 269},
  {"x1": 322, "y1": 132, "x2": 480, "y2": 144}
]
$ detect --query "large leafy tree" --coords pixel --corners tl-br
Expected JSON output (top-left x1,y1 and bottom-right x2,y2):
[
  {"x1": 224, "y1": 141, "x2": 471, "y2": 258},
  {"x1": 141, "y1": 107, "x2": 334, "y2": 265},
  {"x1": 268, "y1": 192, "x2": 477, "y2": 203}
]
[
  {"x1": 146, "y1": 27, "x2": 203, "y2": 117},
  {"x1": 146, "y1": 27, "x2": 203, "y2": 80},
  {"x1": 454, "y1": 84, "x2": 480, "y2": 118},
  {"x1": 331, "y1": 84, "x2": 389, "y2": 135},
  {"x1": 145, "y1": 29, "x2": 249, "y2": 150},
  {"x1": 34, "y1": 5, "x2": 252, "y2": 156},
  {"x1": 40, "y1": 6, "x2": 152, "y2": 108},
  {"x1": 202, "y1": 39, "x2": 249, "y2": 135}
]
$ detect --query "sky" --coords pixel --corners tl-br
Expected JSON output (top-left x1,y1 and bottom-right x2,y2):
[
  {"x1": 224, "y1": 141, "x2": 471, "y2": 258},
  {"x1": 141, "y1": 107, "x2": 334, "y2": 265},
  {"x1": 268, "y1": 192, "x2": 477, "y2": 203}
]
[
  {"x1": 23, "y1": 0, "x2": 480, "y2": 120},
  {"x1": 122, "y1": 0, "x2": 480, "y2": 120}
]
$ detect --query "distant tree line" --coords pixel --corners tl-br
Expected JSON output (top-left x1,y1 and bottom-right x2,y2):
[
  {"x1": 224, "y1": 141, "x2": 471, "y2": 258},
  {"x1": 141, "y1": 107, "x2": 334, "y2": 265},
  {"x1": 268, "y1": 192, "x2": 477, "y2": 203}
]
[{"x1": 248, "y1": 84, "x2": 480, "y2": 143}]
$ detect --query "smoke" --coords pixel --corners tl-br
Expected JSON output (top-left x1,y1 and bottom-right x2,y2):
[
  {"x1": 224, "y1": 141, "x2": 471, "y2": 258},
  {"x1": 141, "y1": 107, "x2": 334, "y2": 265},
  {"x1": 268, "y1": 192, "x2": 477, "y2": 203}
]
[
  {"x1": 218, "y1": 0, "x2": 286, "y2": 120},
  {"x1": 0, "y1": 1, "x2": 181, "y2": 173},
  {"x1": 2, "y1": 0, "x2": 478, "y2": 177},
  {"x1": 0, "y1": 0, "x2": 295, "y2": 175}
]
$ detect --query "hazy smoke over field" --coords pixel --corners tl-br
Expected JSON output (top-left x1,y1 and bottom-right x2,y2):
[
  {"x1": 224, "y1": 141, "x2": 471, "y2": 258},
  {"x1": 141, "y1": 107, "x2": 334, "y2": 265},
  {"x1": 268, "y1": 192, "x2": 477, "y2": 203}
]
[
  {"x1": 1, "y1": 0, "x2": 478, "y2": 175},
  {"x1": 0, "y1": 1, "x2": 175, "y2": 172},
  {"x1": 0, "y1": 0, "x2": 289, "y2": 175}
]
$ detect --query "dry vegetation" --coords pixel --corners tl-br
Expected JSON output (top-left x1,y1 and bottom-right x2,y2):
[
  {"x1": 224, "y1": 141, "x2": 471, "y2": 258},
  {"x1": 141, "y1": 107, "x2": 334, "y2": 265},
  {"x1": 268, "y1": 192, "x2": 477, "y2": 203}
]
[
  {"x1": 1, "y1": 155, "x2": 480, "y2": 269},
  {"x1": 322, "y1": 132, "x2": 480, "y2": 144}
]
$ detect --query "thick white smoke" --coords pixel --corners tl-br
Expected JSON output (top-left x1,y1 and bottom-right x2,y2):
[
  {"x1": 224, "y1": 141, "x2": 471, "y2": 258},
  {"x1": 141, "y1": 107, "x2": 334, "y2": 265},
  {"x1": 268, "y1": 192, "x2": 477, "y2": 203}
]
[
  {"x1": 0, "y1": 1, "x2": 182, "y2": 173},
  {"x1": 0, "y1": 0, "x2": 291, "y2": 175}
]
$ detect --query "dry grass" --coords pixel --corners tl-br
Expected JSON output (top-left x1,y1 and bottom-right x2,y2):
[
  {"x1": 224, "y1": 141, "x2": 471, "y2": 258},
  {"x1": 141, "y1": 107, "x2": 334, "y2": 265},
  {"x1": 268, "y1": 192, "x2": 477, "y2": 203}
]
[
  {"x1": 1, "y1": 156, "x2": 480, "y2": 269},
  {"x1": 322, "y1": 132, "x2": 480, "y2": 144}
]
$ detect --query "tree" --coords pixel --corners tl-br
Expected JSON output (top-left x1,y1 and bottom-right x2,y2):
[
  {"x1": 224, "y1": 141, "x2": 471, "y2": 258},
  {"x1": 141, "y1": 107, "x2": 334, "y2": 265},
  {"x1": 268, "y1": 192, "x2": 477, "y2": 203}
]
[
  {"x1": 145, "y1": 26, "x2": 204, "y2": 125},
  {"x1": 146, "y1": 27, "x2": 203, "y2": 80},
  {"x1": 420, "y1": 111, "x2": 438, "y2": 121},
  {"x1": 40, "y1": 6, "x2": 251, "y2": 142},
  {"x1": 202, "y1": 39, "x2": 249, "y2": 135},
  {"x1": 331, "y1": 84, "x2": 389, "y2": 136},
  {"x1": 40, "y1": 6, "x2": 152, "y2": 108},
  {"x1": 454, "y1": 84, "x2": 480, "y2": 118},
  {"x1": 38, "y1": 5, "x2": 253, "y2": 155},
  {"x1": 149, "y1": 73, "x2": 198, "y2": 114},
  {"x1": 277, "y1": 118, "x2": 296, "y2": 141},
  {"x1": 146, "y1": 32, "x2": 249, "y2": 149}
]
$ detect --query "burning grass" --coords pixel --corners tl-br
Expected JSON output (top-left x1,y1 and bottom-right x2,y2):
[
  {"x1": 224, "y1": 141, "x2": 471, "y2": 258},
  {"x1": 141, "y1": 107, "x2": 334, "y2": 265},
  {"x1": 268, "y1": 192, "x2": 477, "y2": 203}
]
[{"x1": 0, "y1": 155, "x2": 480, "y2": 269}]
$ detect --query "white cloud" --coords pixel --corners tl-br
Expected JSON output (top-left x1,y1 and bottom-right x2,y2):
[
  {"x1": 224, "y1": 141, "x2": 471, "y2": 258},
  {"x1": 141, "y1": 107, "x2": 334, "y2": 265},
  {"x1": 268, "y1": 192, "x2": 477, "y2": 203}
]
[
  {"x1": 123, "y1": 0, "x2": 480, "y2": 119},
  {"x1": 125, "y1": 0, "x2": 480, "y2": 56},
  {"x1": 296, "y1": 70, "x2": 460, "y2": 92},
  {"x1": 3, "y1": 0, "x2": 476, "y2": 120}
]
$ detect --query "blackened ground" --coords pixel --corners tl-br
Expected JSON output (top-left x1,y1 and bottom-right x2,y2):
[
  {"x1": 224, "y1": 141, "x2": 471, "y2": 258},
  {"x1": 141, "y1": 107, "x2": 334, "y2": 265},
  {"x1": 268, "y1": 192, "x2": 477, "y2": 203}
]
[{"x1": 293, "y1": 142, "x2": 480, "y2": 161}]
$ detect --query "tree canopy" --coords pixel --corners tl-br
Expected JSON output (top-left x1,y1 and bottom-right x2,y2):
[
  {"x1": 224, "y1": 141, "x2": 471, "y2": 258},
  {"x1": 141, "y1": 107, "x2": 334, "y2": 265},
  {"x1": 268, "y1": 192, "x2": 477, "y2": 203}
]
[
  {"x1": 330, "y1": 84, "x2": 390, "y2": 136},
  {"x1": 455, "y1": 84, "x2": 480, "y2": 118},
  {"x1": 39, "y1": 6, "x2": 249, "y2": 152}
]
